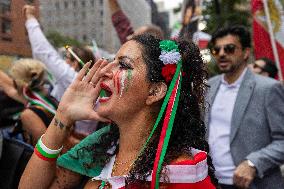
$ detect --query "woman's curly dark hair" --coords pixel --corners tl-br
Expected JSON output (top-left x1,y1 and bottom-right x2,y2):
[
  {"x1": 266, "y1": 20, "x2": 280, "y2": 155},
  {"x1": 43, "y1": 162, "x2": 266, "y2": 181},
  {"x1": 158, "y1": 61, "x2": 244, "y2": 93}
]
[{"x1": 89, "y1": 34, "x2": 218, "y2": 187}]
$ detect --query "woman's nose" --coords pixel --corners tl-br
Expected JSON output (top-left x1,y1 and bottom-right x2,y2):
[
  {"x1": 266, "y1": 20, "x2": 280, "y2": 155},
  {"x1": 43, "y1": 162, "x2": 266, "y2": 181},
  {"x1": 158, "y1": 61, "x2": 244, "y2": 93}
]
[{"x1": 100, "y1": 61, "x2": 116, "y2": 78}]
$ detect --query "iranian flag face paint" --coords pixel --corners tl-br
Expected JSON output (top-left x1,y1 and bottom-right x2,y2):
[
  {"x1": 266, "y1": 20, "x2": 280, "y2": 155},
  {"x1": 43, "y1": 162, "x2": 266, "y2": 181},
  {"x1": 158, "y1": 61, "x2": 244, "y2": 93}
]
[
  {"x1": 120, "y1": 71, "x2": 127, "y2": 97},
  {"x1": 114, "y1": 69, "x2": 133, "y2": 98},
  {"x1": 125, "y1": 69, "x2": 132, "y2": 92}
]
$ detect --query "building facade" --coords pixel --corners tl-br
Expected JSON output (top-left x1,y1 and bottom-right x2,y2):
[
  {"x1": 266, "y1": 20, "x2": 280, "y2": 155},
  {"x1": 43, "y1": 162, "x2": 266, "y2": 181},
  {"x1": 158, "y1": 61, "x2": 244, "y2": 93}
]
[
  {"x1": 0, "y1": 0, "x2": 39, "y2": 57},
  {"x1": 39, "y1": 0, "x2": 151, "y2": 53}
]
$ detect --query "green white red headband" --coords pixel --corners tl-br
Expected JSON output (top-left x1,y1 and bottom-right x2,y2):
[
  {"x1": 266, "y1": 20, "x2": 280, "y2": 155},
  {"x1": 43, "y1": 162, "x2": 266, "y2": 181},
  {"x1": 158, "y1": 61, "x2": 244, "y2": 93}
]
[{"x1": 159, "y1": 40, "x2": 182, "y2": 83}]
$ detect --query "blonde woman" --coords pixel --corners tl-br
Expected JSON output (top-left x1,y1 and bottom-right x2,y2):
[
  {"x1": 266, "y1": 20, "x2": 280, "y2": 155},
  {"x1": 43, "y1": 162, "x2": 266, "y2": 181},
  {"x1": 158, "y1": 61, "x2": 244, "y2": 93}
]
[{"x1": 9, "y1": 59, "x2": 58, "y2": 145}]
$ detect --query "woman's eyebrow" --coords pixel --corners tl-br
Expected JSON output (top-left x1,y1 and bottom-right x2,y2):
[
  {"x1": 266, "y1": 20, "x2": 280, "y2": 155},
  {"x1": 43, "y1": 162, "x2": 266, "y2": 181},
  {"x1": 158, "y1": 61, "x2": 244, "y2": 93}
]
[{"x1": 118, "y1": 56, "x2": 135, "y2": 63}]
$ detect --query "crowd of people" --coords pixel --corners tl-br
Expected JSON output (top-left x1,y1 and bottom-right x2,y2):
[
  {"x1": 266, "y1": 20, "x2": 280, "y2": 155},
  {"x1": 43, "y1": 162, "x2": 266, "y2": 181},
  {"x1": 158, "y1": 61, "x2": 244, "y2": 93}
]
[{"x1": 0, "y1": 1, "x2": 284, "y2": 189}]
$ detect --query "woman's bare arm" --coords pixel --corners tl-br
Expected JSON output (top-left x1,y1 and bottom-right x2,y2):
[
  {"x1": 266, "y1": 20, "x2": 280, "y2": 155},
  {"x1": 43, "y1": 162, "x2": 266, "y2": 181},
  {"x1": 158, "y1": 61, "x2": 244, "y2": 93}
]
[
  {"x1": 20, "y1": 109, "x2": 48, "y2": 145},
  {"x1": 19, "y1": 60, "x2": 109, "y2": 189}
]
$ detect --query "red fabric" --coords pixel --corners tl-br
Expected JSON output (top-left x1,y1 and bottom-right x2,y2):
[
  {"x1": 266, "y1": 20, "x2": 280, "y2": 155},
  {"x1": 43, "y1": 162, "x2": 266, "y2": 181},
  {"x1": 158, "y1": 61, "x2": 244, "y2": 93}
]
[
  {"x1": 112, "y1": 10, "x2": 134, "y2": 44},
  {"x1": 118, "y1": 153, "x2": 216, "y2": 189},
  {"x1": 121, "y1": 177, "x2": 215, "y2": 189},
  {"x1": 171, "y1": 151, "x2": 207, "y2": 165},
  {"x1": 161, "y1": 64, "x2": 177, "y2": 83},
  {"x1": 251, "y1": 0, "x2": 284, "y2": 79}
]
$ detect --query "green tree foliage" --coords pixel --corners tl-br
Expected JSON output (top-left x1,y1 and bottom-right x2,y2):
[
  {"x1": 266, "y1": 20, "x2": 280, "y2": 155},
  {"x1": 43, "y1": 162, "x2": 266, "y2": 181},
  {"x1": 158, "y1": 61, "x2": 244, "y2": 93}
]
[
  {"x1": 46, "y1": 31, "x2": 82, "y2": 48},
  {"x1": 203, "y1": 0, "x2": 251, "y2": 34}
]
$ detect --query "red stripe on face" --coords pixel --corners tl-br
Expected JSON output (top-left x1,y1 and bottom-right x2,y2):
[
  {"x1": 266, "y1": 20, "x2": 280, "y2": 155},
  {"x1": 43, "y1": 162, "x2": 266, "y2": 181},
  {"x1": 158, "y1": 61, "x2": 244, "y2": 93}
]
[
  {"x1": 113, "y1": 71, "x2": 120, "y2": 89},
  {"x1": 116, "y1": 70, "x2": 121, "y2": 95}
]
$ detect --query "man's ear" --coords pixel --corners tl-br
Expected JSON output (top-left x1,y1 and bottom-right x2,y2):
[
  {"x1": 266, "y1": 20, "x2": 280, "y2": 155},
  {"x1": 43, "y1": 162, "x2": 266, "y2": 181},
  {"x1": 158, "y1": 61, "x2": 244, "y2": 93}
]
[
  {"x1": 146, "y1": 82, "x2": 167, "y2": 105},
  {"x1": 243, "y1": 47, "x2": 250, "y2": 61}
]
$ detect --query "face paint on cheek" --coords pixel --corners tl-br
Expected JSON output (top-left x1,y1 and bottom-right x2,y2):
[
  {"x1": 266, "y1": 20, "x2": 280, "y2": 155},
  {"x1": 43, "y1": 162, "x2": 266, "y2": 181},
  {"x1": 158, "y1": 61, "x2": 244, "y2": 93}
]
[
  {"x1": 120, "y1": 71, "x2": 127, "y2": 97},
  {"x1": 125, "y1": 69, "x2": 133, "y2": 92},
  {"x1": 113, "y1": 71, "x2": 118, "y2": 89},
  {"x1": 116, "y1": 70, "x2": 121, "y2": 95}
]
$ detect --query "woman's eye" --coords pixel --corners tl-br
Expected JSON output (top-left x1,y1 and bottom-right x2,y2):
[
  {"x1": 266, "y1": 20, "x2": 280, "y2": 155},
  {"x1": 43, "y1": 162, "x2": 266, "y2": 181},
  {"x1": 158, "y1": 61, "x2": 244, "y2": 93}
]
[{"x1": 119, "y1": 61, "x2": 132, "y2": 70}]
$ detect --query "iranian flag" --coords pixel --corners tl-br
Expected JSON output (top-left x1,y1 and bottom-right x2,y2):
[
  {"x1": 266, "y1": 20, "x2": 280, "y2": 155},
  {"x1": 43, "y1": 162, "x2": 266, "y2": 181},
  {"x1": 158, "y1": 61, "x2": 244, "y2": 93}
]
[{"x1": 252, "y1": 0, "x2": 284, "y2": 79}]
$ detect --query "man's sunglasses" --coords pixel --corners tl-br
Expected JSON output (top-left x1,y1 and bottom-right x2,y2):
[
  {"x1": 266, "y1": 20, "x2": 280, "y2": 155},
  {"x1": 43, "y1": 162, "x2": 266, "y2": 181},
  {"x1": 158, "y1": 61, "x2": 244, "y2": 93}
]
[{"x1": 211, "y1": 44, "x2": 240, "y2": 55}]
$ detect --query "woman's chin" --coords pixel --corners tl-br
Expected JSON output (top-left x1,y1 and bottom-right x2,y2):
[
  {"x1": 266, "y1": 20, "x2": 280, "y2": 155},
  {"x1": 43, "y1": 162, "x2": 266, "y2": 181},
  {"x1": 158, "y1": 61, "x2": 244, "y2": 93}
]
[{"x1": 96, "y1": 107, "x2": 112, "y2": 119}]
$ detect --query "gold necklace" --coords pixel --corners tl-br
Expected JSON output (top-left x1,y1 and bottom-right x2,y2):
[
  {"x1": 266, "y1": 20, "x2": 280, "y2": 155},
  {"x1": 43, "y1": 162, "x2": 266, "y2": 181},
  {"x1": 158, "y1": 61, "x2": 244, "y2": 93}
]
[{"x1": 111, "y1": 157, "x2": 135, "y2": 176}]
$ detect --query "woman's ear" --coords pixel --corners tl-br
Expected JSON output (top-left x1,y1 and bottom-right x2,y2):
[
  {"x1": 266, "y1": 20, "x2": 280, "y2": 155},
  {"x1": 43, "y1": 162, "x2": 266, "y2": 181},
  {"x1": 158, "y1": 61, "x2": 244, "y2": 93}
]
[{"x1": 146, "y1": 82, "x2": 167, "y2": 105}]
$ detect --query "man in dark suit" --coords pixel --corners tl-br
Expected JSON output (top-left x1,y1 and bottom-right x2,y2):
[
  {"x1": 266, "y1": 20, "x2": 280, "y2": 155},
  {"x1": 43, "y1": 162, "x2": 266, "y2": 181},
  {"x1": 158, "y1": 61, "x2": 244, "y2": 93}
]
[{"x1": 206, "y1": 25, "x2": 284, "y2": 189}]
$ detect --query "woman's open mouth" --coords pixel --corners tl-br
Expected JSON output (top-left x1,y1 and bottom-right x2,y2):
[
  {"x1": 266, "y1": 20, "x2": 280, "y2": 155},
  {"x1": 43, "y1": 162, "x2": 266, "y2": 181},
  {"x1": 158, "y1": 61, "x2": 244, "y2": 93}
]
[{"x1": 99, "y1": 83, "x2": 113, "y2": 103}]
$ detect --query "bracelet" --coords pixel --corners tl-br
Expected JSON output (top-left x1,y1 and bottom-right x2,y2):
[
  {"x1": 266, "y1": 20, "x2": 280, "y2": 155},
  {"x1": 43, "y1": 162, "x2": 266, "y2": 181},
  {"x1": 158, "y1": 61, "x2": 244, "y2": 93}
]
[
  {"x1": 34, "y1": 147, "x2": 57, "y2": 162},
  {"x1": 35, "y1": 134, "x2": 63, "y2": 161}
]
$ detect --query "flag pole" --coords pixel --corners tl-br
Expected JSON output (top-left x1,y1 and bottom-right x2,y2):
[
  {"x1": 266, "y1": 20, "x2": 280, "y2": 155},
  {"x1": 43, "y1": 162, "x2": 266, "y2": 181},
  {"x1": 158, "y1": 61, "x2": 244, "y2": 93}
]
[{"x1": 262, "y1": 0, "x2": 283, "y2": 80}]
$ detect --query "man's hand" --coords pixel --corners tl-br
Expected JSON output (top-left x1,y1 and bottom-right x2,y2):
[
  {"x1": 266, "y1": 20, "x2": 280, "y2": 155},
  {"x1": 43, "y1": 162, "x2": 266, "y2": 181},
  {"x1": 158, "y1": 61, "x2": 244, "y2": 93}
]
[
  {"x1": 22, "y1": 5, "x2": 36, "y2": 20},
  {"x1": 233, "y1": 160, "x2": 256, "y2": 189}
]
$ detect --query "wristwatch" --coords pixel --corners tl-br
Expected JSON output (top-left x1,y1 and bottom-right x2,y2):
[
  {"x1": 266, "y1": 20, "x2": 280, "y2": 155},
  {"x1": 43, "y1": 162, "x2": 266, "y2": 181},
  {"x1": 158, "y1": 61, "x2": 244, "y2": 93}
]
[{"x1": 247, "y1": 160, "x2": 255, "y2": 168}]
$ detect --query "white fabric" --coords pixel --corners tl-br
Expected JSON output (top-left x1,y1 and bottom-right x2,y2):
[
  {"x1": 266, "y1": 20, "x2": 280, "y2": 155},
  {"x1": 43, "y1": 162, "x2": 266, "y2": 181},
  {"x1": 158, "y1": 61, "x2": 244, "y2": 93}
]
[
  {"x1": 25, "y1": 18, "x2": 77, "y2": 101},
  {"x1": 92, "y1": 148, "x2": 208, "y2": 189},
  {"x1": 208, "y1": 68, "x2": 247, "y2": 184}
]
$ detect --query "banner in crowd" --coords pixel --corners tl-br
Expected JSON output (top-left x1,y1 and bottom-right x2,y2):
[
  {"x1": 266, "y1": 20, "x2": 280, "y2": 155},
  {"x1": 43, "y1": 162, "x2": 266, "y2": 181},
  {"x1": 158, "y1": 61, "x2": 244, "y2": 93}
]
[{"x1": 252, "y1": 0, "x2": 284, "y2": 79}]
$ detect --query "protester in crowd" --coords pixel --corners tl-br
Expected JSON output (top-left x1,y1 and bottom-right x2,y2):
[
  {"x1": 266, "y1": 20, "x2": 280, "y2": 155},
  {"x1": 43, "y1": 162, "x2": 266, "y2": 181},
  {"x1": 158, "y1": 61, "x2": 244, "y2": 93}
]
[
  {"x1": 251, "y1": 57, "x2": 278, "y2": 79},
  {"x1": 20, "y1": 35, "x2": 217, "y2": 188},
  {"x1": 179, "y1": 0, "x2": 199, "y2": 41},
  {"x1": 0, "y1": 91, "x2": 24, "y2": 129},
  {"x1": 0, "y1": 69, "x2": 27, "y2": 105},
  {"x1": 23, "y1": 5, "x2": 96, "y2": 102},
  {"x1": 23, "y1": 5, "x2": 98, "y2": 136},
  {"x1": 108, "y1": 0, "x2": 164, "y2": 44},
  {"x1": 207, "y1": 25, "x2": 284, "y2": 189},
  {"x1": 8, "y1": 59, "x2": 58, "y2": 146},
  {"x1": 0, "y1": 70, "x2": 25, "y2": 129}
]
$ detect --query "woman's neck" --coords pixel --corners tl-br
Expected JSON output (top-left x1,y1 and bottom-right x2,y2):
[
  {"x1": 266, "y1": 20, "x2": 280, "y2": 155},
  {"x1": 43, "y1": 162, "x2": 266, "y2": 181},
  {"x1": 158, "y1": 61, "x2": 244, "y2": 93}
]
[{"x1": 116, "y1": 108, "x2": 157, "y2": 157}]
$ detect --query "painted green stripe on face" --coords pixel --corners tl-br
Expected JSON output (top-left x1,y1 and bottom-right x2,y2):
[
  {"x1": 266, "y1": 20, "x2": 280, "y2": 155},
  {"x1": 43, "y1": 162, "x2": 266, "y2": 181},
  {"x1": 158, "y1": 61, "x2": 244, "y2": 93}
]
[{"x1": 125, "y1": 69, "x2": 132, "y2": 92}]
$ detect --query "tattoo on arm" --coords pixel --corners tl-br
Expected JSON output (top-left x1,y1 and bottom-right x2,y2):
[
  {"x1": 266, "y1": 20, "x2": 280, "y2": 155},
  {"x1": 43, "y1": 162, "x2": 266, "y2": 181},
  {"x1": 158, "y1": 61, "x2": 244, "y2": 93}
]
[{"x1": 54, "y1": 118, "x2": 71, "y2": 130}]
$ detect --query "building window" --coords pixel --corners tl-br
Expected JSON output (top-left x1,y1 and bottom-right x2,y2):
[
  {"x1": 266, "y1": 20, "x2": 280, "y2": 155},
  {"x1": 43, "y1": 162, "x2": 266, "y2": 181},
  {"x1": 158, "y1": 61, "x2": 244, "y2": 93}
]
[
  {"x1": 99, "y1": 0, "x2": 103, "y2": 5},
  {"x1": 64, "y1": 1, "x2": 68, "y2": 9},
  {"x1": 73, "y1": 0, "x2": 77, "y2": 8},
  {"x1": 0, "y1": 0, "x2": 11, "y2": 15},
  {"x1": 82, "y1": 12, "x2": 86, "y2": 19},
  {"x1": 81, "y1": 0, "x2": 85, "y2": 7},
  {"x1": 100, "y1": 21, "x2": 103, "y2": 26},
  {"x1": 90, "y1": 0, "x2": 95, "y2": 7},
  {"x1": 82, "y1": 34, "x2": 87, "y2": 41},
  {"x1": 55, "y1": 2, "x2": 60, "y2": 10},
  {"x1": 100, "y1": 10, "x2": 103, "y2": 16},
  {"x1": 1, "y1": 19, "x2": 11, "y2": 34}
]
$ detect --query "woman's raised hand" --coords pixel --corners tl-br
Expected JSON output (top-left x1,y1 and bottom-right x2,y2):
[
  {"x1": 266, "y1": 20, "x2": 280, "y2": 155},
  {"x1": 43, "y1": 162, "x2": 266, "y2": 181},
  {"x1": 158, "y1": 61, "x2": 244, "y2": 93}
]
[{"x1": 57, "y1": 59, "x2": 110, "y2": 124}]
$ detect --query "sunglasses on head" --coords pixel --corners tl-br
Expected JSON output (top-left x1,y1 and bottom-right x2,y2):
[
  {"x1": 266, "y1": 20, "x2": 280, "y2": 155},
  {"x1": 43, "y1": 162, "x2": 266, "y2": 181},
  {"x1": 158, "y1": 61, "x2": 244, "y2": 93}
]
[{"x1": 211, "y1": 44, "x2": 240, "y2": 55}]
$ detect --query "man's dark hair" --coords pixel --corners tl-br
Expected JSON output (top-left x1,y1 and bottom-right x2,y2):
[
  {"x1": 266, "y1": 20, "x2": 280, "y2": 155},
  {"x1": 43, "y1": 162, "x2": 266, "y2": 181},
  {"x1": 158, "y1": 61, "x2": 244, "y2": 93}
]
[
  {"x1": 211, "y1": 25, "x2": 251, "y2": 48},
  {"x1": 258, "y1": 57, "x2": 278, "y2": 78}
]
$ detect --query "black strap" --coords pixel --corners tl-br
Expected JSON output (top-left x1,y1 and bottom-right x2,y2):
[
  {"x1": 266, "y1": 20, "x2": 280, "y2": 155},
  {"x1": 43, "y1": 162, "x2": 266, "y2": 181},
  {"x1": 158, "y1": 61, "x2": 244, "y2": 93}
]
[{"x1": 0, "y1": 138, "x2": 33, "y2": 189}]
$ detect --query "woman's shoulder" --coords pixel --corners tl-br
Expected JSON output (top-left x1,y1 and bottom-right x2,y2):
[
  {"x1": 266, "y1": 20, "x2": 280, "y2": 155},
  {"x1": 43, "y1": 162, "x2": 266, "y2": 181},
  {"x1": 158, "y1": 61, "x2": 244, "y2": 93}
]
[{"x1": 159, "y1": 149, "x2": 216, "y2": 188}]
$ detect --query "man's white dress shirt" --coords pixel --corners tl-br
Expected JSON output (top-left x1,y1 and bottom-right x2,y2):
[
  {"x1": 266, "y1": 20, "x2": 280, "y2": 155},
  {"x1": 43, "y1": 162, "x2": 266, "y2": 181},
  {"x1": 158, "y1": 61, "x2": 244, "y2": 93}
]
[{"x1": 208, "y1": 68, "x2": 247, "y2": 184}]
